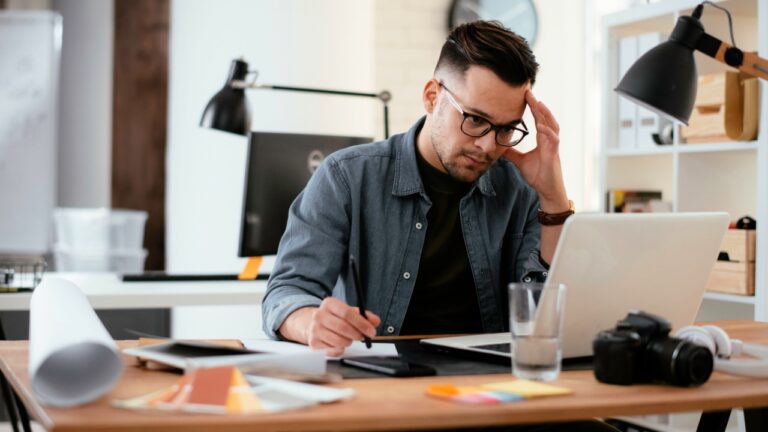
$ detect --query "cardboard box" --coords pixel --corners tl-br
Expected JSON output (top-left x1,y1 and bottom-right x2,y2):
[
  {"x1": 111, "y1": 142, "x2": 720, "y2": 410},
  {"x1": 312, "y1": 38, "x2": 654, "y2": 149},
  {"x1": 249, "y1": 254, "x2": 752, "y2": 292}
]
[
  {"x1": 682, "y1": 72, "x2": 759, "y2": 144},
  {"x1": 706, "y1": 230, "x2": 756, "y2": 295}
]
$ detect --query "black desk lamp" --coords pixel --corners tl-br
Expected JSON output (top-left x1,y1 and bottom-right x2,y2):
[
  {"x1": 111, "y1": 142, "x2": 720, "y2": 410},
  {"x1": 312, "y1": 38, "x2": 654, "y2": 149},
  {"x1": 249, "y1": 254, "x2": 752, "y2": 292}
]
[
  {"x1": 199, "y1": 58, "x2": 391, "y2": 279},
  {"x1": 615, "y1": 1, "x2": 768, "y2": 125},
  {"x1": 200, "y1": 58, "x2": 392, "y2": 138}
]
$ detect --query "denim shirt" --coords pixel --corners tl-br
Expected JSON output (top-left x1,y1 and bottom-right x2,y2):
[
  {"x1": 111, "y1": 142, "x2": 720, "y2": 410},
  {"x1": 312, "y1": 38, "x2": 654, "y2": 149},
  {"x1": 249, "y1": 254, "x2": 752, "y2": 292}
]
[{"x1": 262, "y1": 117, "x2": 547, "y2": 339}]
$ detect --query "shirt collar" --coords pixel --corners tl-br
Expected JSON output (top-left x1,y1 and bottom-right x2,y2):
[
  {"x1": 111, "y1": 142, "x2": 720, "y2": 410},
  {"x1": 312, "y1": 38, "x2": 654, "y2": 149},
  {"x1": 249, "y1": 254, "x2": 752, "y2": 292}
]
[{"x1": 392, "y1": 116, "x2": 496, "y2": 197}]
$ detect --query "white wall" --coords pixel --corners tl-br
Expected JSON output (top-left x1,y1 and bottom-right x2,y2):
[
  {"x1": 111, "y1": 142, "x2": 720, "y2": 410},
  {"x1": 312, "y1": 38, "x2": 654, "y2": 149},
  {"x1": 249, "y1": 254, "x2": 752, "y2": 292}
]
[
  {"x1": 167, "y1": 0, "x2": 376, "y2": 338},
  {"x1": 52, "y1": 0, "x2": 112, "y2": 208},
  {"x1": 373, "y1": 0, "x2": 451, "y2": 137}
]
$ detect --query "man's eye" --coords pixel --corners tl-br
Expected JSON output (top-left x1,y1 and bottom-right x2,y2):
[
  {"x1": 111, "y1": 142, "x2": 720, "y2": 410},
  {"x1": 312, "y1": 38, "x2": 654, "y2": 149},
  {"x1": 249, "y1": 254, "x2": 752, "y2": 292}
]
[
  {"x1": 468, "y1": 115, "x2": 486, "y2": 126},
  {"x1": 502, "y1": 123, "x2": 523, "y2": 133}
]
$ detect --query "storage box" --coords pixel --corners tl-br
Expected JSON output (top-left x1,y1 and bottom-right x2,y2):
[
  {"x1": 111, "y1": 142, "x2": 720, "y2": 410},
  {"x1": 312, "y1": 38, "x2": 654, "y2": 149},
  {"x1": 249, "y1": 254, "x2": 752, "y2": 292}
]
[
  {"x1": 53, "y1": 246, "x2": 148, "y2": 273},
  {"x1": 706, "y1": 229, "x2": 756, "y2": 295},
  {"x1": 53, "y1": 208, "x2": 148, "y2": 250},
  {"x1": 682, "y1": 72, "x2": 759, "y2": 144}
]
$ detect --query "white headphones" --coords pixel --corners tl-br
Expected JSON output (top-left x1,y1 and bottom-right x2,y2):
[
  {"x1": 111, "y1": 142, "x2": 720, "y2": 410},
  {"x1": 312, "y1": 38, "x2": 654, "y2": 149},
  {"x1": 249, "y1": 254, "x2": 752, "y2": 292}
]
[{"x1": 675, "y1": 325, "x2": 768, "y2": 378}]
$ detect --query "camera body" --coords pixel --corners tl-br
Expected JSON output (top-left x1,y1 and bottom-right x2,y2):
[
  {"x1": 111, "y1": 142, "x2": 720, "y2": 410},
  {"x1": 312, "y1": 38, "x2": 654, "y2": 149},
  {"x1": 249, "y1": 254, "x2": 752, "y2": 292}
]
[{"x1": 593, "y1": 311, "x2": 713, "y2": 386}]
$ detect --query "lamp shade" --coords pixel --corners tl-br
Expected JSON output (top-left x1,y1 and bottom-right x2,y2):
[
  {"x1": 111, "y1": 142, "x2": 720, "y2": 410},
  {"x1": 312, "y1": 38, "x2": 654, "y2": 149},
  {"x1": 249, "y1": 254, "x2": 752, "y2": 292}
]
[
  {"x1": 615, "y1": 14, "x2": 708, "y2": 125},
  {"x1": 615, "y1": 40, "x2": 698, "y2": 125},
  {"x1": 199, "y1": 59, "x2": 252, "y2": 135}
]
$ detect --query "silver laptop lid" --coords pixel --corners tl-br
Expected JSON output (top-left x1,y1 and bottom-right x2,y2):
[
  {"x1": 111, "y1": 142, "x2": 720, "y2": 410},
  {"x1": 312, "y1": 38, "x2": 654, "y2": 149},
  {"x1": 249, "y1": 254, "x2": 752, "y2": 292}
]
[
  {"x1": 421, "y1": 212, "x2": 729, "y2": 359},
  {"x1": 548, "y1": 212, "x2": 729, "y2": 357}
]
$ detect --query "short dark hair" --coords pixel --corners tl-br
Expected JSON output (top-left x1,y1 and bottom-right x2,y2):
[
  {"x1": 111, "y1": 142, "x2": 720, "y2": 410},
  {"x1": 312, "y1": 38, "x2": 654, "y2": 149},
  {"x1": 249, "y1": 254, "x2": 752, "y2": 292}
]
[{"x1": 436, "y1": 20, "x2": 539, "y2": 86}]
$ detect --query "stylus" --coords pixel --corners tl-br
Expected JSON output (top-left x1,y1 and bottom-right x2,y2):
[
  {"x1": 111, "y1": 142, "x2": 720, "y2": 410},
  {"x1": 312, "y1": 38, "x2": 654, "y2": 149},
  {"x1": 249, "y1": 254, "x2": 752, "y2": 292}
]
[{"x1": 349, "y1": 255, "x2": 372, "y2": 349}]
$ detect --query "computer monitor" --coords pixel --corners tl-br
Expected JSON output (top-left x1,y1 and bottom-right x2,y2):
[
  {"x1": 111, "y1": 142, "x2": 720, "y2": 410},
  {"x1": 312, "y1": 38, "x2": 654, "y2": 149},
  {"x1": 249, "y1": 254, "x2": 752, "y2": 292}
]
[{"x1": 238, "y1": 132, "x2": 371, "y2": 257}]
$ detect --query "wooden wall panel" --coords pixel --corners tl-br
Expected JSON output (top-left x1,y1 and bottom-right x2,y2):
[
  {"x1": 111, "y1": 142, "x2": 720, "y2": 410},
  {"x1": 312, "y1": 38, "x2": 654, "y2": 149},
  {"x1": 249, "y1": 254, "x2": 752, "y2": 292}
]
[{"x1": 112, "y1": 0, "x2": 168, "y2": 270}]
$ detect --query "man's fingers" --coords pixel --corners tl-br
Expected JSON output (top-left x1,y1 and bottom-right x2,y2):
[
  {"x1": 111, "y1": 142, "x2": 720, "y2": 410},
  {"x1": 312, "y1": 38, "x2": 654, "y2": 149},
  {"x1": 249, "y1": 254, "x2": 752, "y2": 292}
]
[
  {"x1": 366, "y1": 311, "x2": 382, "y2": 328},
  {"x1": 538, "y1": 102, "x2": 560, "y2": 135},
  {"x1": 317, "y1": 326, "x2": 355, "y2": 349},
  {"x1": 322, "y1": 298, "x2": 377, "y2": 338},
  {"x1": 535, "y1": 124, "x2": 559, "y2": 149},
  {"x1": 316, "y1": 308, "x2": 370, "y2": 341},
  {"x1": 526, "y1": 91, "x2": 560, "y2": 135},
  {"x1": 525, "y1": 90, "x2": 538, "y2": 106}
]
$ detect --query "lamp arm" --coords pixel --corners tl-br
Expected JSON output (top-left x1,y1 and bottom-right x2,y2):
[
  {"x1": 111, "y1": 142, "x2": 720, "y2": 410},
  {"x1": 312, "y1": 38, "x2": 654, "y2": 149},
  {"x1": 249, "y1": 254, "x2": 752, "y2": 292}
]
[
  {"x1": 695, "y1": 34, "x2": 768, "y2": 80},
  {"x1": 233, "y1": 79, "x2": 392, "y2": 103},
  {"x1": 264, "y1": 85, "x2": 392, "y2": 138},
  {"x1": 228, "y1": 63, "x2": 393, "y2": 138}
]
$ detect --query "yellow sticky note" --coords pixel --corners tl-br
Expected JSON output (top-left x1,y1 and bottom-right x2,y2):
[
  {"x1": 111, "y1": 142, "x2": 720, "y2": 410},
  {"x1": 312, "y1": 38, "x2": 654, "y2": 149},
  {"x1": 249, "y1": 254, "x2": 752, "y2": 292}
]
[{"x1": 481, "y1": 380, "x2": 572, "y2": 398}]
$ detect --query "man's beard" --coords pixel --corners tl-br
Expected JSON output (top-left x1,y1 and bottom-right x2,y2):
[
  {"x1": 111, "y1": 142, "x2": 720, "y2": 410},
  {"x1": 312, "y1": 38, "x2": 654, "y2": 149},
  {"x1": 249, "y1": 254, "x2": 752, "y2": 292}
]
[{"x1": 430, "y1": 134, "x2": 493, "y2": 183}]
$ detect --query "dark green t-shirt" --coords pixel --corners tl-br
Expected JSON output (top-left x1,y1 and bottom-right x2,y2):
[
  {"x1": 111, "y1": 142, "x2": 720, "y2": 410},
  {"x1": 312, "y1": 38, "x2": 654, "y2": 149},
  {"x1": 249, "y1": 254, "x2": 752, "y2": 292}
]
[{"x1": 400, "y1": 149, "x2": 483, "y2": 335}]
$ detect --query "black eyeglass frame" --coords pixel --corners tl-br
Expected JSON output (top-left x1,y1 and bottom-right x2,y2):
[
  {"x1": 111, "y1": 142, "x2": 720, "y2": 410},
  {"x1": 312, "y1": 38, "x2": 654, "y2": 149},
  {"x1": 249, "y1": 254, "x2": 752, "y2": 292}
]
[{"x1": 438, "y1": 81, "x2": 529, "y2": 147}]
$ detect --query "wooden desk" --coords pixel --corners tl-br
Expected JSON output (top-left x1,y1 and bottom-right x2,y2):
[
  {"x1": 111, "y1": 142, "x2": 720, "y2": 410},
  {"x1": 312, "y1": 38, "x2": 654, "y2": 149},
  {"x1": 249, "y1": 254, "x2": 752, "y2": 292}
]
[{"x1": 1, "y1": 321, "x2": 768, "y2": 432}]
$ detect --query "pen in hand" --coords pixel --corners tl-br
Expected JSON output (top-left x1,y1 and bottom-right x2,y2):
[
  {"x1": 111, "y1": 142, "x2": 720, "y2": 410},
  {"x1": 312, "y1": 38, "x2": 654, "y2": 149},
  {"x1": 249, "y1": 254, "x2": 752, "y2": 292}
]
[{"x1": 349, "y1": 255, "x2": 372, "y2": 349}]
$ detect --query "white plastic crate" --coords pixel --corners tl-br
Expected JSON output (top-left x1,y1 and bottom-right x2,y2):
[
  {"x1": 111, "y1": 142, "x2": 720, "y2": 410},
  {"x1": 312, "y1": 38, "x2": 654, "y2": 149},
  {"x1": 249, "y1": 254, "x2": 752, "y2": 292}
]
[
  {"x1": 53, "y1": 246, "x2": 147, "y2": 273},
  {"x1": 53, "y1": 208, "x2": 148, "y2": 250}
]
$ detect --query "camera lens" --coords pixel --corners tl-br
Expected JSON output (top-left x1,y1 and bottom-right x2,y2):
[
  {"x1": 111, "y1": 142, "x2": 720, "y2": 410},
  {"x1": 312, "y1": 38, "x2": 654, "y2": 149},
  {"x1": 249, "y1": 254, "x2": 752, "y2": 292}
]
[{"x1": 647, "y1": 337, "x2": 713, "y2": 386}]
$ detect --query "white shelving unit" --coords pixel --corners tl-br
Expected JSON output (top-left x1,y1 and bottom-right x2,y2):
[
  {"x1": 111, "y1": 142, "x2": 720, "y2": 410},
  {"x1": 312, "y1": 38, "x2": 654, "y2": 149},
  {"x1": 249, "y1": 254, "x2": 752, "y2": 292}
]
[{"x1": 600, "y1": 0, "x2": 768, "y2": 322}]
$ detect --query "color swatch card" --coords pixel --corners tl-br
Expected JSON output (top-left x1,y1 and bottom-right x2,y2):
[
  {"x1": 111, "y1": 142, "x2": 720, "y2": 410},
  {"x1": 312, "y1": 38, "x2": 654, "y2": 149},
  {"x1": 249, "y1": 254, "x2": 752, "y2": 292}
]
[
  {"x1": 114, "y1": 366, "x2": 353, "y2": 414},
  {"x1": 426, "y1": 380, "x2": 572, "y2": 405}
]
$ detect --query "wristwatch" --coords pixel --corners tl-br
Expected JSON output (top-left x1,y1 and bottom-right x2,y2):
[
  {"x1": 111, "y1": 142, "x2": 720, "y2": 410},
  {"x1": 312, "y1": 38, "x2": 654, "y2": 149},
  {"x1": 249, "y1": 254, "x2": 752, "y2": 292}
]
[{"x1": 538, "y1": 200, "x2": 575, "y2": 226}]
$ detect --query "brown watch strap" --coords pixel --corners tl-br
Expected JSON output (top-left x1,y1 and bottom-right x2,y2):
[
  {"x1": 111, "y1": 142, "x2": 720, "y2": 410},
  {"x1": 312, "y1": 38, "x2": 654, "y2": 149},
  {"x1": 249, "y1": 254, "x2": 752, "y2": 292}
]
[{"x1": 537, "y1": 200, "x2": 575, "y2": 226}]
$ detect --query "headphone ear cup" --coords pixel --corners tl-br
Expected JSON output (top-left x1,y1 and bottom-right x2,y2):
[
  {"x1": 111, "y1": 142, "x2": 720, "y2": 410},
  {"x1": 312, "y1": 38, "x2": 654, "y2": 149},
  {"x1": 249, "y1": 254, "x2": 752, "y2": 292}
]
[
  {"x1": 678, "y1": 326, "x2": 768, "y2": 378},
  {"x1": 702, "y1": 325, "x2": 733, "y2": 358},
  {"x1": 675, "y1": 326, "x2": 716, "y2": 355}
]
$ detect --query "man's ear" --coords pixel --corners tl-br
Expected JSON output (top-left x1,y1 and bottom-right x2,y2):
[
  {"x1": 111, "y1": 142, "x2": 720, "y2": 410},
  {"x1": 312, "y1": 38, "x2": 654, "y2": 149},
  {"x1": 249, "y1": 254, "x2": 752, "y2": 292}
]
[{"x1": 422, "y1": 79, "x2": 439, "y2": 114}]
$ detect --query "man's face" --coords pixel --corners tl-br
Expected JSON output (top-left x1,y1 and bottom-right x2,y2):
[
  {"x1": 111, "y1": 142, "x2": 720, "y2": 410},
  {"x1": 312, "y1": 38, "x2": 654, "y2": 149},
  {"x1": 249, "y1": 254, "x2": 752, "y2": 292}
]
[{"x1": 427, "y1": 66, "x2": 529, "y2": 183}]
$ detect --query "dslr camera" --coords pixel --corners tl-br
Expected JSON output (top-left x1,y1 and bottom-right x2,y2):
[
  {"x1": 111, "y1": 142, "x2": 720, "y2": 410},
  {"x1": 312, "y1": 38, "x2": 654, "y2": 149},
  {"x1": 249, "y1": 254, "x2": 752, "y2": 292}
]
[{"x1": 593, "y1": 311, "x2": 713, "y2": 386}]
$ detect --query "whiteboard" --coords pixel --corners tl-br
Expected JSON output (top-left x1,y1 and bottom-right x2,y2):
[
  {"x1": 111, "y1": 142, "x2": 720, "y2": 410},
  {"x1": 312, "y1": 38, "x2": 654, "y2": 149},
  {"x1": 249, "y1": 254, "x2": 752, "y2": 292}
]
[{"x1": 0, "y1": 11, "x2": 61, "y2": 254}]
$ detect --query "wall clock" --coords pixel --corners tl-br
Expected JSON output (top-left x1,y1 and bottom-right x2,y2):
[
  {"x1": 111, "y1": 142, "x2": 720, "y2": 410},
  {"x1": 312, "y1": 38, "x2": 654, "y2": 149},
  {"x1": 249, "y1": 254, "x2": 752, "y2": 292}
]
[{"x1": 448, "y1": 0, "x2": 539, "y2": 47}]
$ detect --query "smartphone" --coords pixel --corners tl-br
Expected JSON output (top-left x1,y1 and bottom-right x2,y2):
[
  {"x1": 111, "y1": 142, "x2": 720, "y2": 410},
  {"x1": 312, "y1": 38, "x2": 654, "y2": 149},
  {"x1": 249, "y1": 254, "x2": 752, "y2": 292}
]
[{"x1": 340, "y1": 356, "x2": 437, "y2": 377}]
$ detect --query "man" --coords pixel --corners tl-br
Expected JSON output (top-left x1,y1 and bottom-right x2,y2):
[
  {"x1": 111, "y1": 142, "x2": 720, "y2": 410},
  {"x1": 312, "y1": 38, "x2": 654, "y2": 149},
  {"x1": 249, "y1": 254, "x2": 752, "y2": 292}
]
[
  {"x1": 262, "y1": 23, "x2": 625, "y2": 431},
  {"x1": 263, "y1": 21, "x2": 571, "y2": 354}
]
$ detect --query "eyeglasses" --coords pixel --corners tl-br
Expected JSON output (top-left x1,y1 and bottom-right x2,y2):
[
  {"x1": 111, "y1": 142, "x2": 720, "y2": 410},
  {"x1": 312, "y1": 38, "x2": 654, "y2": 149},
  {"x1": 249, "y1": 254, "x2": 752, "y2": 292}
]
[{"x1": 438, "y1": 81, "x2": 528, "y2": 148}]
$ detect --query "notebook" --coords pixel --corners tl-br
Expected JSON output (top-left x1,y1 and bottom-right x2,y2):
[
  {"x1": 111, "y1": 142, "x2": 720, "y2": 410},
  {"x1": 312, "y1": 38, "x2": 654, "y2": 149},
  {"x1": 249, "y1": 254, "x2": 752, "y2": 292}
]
[{"x1": 421, "y1": 212, "x2": 730, "y2": 359}]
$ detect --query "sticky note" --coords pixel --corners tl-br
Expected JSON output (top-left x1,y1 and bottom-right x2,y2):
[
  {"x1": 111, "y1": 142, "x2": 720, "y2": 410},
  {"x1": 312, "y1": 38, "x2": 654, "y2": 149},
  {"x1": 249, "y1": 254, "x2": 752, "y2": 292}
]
[{"x1": 481, "y1": 380, "x2": 572, "y2": 397}]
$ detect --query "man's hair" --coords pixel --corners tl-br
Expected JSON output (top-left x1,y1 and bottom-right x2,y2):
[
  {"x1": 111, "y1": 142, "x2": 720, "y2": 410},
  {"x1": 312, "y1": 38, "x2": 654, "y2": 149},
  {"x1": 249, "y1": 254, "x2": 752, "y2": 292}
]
[{"x1": 436, "y1": 21, "x2": 539, "y2": 86}]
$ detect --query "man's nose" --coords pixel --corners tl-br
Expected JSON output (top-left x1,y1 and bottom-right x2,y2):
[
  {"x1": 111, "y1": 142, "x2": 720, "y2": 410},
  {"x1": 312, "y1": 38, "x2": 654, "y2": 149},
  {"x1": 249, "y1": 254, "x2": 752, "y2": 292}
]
[{"x1": 474, "y1": 131, "x2": 497, "y2": 154}]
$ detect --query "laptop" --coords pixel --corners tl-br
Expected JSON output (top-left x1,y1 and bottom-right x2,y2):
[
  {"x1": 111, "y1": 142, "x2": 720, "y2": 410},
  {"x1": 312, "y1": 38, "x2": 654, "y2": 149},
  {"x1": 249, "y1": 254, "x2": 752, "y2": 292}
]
[{"x1": 421, "y1": 212, "x2": 730, "y2": 360}]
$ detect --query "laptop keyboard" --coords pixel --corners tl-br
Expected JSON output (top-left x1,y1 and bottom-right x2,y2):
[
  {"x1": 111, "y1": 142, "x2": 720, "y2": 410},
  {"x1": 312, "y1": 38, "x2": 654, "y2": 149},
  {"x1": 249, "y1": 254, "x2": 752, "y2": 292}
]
[{"x1": 472, "y1": 343, "x2": 512, "y2": 354}]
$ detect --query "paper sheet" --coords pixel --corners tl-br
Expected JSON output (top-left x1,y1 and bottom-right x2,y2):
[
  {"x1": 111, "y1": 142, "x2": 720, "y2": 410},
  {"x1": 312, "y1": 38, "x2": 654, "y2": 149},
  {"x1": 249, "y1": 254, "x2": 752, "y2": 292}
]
[
  {"x1": 29, "y1": 277, "x2": 122, "y2": 407},
  {"x1": 242, "y1": 339, "x2": 398, "y2": 359},
  {"x1": 246, "y1": 375, "x2": 355, "y2": 403}
]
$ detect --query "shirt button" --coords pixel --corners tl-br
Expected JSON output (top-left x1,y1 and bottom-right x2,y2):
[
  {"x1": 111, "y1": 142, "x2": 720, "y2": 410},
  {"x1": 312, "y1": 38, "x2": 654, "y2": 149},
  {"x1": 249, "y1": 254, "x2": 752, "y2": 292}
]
[
  {"x1": 415, "y1": 222, "x2": 423, "y2": 230},
  {"x1": 403, "y1": 272, "x2": 411, "y2": 280},
  {"x1": 386, "y1": 326, "x2": 395, "y2": 334},
  {"x1": 523, "y1": 276, "x2": 532, "y2": 283},
  {"x1": 543, "y1": 271, "x2": 548, "y2": 277}
]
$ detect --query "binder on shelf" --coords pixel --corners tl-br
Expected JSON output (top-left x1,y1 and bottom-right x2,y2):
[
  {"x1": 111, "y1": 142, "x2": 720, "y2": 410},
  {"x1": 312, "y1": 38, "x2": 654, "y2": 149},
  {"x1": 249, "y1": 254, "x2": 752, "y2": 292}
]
[{"x1": 617, "y1": 36, "x2": 638, "y2": 150}]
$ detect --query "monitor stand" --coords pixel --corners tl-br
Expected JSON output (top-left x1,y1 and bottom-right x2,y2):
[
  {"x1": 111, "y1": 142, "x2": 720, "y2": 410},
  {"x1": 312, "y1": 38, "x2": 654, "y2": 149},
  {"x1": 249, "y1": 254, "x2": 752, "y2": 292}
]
[{"x1": 238, "y1": 256, "x2": 263, "y2": 280}]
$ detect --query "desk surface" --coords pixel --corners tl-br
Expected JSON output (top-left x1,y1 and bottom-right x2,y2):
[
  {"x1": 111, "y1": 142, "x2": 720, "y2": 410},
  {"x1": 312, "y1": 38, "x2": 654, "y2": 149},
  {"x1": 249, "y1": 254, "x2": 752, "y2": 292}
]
[
  {"x1": 1, "y1": 320, "x2": 768, "y2": 432},
  {"x1": 0, "y1": 272, "x2": 267, "y2": 311}
]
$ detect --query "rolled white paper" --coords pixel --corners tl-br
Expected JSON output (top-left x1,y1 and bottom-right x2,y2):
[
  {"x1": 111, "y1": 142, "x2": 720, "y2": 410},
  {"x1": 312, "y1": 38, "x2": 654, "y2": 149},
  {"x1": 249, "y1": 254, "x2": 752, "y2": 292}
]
[{"x1": 29, "y1": 277, "x2": 122, "y2": 407}]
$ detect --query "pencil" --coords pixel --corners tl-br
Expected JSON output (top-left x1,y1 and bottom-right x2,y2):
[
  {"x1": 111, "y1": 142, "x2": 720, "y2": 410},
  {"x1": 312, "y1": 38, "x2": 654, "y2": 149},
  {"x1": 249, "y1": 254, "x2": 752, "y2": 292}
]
[{"x1": 349, "y1": 255, "x2": 372, "y2": 349}]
